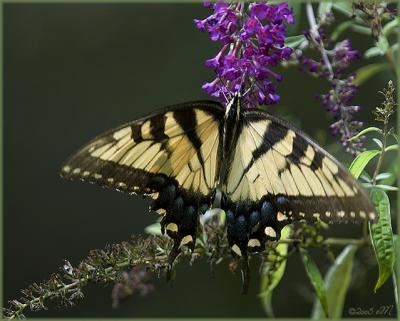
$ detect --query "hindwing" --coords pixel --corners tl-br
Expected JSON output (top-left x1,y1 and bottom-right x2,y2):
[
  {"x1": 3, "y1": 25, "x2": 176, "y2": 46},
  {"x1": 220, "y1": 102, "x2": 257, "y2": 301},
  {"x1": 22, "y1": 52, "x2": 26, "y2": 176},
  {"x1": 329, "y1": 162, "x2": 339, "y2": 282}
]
[{"x1": 223, "y1": 109, "x2": 376, "y2": 223}]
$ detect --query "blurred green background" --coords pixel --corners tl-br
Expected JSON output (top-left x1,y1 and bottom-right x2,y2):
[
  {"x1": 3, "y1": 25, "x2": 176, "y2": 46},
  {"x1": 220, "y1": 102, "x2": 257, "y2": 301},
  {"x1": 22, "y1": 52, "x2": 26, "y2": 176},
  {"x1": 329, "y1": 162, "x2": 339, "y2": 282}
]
[{"x1": 4, "y1": 3, "x2": 397, "y2": 318}]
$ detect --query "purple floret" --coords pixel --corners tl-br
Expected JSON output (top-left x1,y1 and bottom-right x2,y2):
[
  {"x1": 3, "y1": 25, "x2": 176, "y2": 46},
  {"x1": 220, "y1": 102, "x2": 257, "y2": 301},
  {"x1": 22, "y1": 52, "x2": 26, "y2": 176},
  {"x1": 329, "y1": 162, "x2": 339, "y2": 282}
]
[{"x1": 195, "y1": 1, "x2": 294, "y2": 108}]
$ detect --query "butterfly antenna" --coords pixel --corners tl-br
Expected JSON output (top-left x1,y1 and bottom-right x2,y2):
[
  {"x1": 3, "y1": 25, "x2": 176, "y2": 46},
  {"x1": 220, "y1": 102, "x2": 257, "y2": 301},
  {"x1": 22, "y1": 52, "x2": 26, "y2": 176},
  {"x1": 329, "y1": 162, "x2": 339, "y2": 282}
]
[{"x1": 221, "y1": 80, "x2": 231, "y2": 104}]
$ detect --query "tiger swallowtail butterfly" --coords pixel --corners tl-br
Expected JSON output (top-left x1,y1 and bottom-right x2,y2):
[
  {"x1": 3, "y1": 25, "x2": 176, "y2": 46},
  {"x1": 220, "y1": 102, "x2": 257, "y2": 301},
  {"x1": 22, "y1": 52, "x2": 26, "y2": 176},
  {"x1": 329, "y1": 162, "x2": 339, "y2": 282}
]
[{"x1": 61, "y1": 94, "x2": 376, "y2": 288}]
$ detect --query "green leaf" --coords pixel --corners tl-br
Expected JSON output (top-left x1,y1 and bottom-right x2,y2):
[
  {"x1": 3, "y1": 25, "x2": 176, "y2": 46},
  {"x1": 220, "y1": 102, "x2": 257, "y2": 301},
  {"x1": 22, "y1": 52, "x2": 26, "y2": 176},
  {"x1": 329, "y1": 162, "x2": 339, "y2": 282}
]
[
  {"x1": 285, "y1": 35, "x2": 306, "y2": 48},
  {"x1": 383, "y1": 18, "x2": 399, "y2": 37},
  {"x1": 312, "y1": 245, "x2": 358, "y2": 319},
  {"x1": 349, "y1": 150, "x2": 380, "y2": 179},
  {"x1": 331, "y1": 21, "x2": 353, "y2": 41},
  {"x1": 300, "y1": 249, "x2": 329, "y2": 318},
  {"x1": 392, "y1": 43, "x2": 399, "y2": 54},
  {"x1": 364, "y1": 46, "x2": 385, "y2": 58},
  {"x1": 380, "y1": 158, "x2": 399, "y2": 186},
  {"x1": 348, "y1": 127, "x2": 381, "y2": 141},
  {"x1": 373, "y1": 138, "x2": 383, "y2": 148},
  {"x1": 259, "y1": 225, "x2": 291, "y2": 317},
  {"x1": 375, "y1": 172, "x2": 392, "y2": 181},
  {"x1": 351, "y1": 24, "x2": 372, "y2": 35},
  {"x1": 375, "y1": 184, "x2": 398, "y2": 192},
  {"x1": 353, "y1": 63, "x2": 390, "y2": 85},
  {"x1": 332, "y1": 2, "x2": 353, "y2": 17},
  {"x1": 144, "y1": 222, "x2": 163, "y2": 236},
  {"x1": 376, "y1": 35, "x2": 389, "y2": 54},
  {"x1": 370, "y1": 189, "x2": 395, "y2": 292},
  {"x1": 392, "y1": 133, "x2": 400, "y2": 144},
  {"x1": 385, "y1": 144, "x2": 399, "y2": 152},
  {"x1": 318, "y1": 2, "x2": 332, "y2": 21}
]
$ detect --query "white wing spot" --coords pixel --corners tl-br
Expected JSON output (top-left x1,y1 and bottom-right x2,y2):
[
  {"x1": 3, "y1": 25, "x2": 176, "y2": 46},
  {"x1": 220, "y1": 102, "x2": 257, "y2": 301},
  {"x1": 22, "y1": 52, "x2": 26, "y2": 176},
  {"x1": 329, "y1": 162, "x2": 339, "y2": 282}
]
[
  {"x1": 166, "y1": 223, "x2": 178, "y2": 233},
  {"x1": 179, "y1": 235, "x2": 193, "y2": 248},
  {"x1": 248, "y1": 239, "x2": 261, "y2": 247},
  {"x1": 337, "y1": 211, "x2": 345, "y2": 218},
  {"x1": 62, "y1": 166, "x2": 71, "y2": 173},
  {"x1": 117, "y1": 182, "x2": 127, "y2": 189},
  {"x1": 231, "y1": 244, "x2": 242, "y2": 256},
  {"x1": 277, "y1": 212, "x2": 287, "y2": 221},
  {"x1": 72, "y1": 168, "x2": 81, "y2": 174},
  {"x1": 264, "y1": 226, "x2": 277, "y2": 238}
]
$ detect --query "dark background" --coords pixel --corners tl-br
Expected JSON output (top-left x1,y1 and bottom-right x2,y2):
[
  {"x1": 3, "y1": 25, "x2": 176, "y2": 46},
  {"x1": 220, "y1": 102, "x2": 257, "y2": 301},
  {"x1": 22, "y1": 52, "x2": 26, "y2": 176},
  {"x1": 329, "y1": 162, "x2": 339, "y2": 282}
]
[{"x1": 4, "y1": 4, "x2": 397, "y2": 318}]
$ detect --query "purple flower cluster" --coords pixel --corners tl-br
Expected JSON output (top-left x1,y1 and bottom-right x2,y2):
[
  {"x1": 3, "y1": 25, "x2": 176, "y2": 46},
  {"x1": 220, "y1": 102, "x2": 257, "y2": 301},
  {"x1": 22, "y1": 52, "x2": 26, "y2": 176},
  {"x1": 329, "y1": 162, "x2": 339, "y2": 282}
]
[
  {"x1": 297, "y1": 33, "x2": 363, "y2": 155},
  {"x1": 194, "y1": 1, "x2": 294, "y2": 108}
]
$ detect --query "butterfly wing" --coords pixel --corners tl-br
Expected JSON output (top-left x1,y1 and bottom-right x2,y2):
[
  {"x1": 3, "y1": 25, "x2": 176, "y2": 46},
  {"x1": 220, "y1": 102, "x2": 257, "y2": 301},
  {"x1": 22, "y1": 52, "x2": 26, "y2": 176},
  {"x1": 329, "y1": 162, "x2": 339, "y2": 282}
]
[
  {"x1": 222, "y1": 108, "x2": 376, "y2": 256},
  {"x1": 61, "y1": 101, "x2": 224, "y2": 250},
  {"x1": 224, "y1": 109, "x2": 376, "y2": 223}
]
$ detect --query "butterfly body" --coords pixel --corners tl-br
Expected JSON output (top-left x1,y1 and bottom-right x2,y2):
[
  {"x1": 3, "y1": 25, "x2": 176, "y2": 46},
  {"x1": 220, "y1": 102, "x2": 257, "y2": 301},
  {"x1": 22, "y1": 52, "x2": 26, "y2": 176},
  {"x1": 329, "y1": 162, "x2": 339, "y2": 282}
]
[{"x1": 61, "y1": 97, "x2": 376, "y2": 262}]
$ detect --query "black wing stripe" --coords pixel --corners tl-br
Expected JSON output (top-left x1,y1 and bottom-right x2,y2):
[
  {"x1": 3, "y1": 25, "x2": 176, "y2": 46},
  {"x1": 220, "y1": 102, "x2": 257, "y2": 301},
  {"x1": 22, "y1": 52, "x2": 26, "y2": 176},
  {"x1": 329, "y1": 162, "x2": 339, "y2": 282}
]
[
  {"x1": 250, "y1": 122, "x2": 288, "y2": 169},
  {"x1": 150, "y1": 114, "x2": 168, "y2": 141},
  {"x1": 131, "y1": 124, "x2": 143, "y2": 143}
]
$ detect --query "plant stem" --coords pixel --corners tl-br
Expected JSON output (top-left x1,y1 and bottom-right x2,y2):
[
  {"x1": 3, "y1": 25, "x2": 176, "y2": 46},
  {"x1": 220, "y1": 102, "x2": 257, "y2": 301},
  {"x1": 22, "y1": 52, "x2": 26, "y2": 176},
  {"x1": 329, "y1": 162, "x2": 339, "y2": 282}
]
[
  {"x1": 372, "y1": 121, "x2": 389, "y2": 185},
  {"x1": 279, "y1": 237, "x2": 368, "y2": 247},
  {"x1": 306, "y1": 3, "x2": 333, "y2": 76},
  {"x1": 305, "y1": 2, "x2": 353, "y2": 139}
]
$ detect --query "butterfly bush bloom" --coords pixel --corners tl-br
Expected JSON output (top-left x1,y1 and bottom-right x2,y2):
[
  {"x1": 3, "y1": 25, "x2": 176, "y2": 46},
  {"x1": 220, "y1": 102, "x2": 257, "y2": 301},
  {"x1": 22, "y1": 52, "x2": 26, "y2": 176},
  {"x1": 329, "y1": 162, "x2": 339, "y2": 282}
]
[
  {"x1": 298, "y1": 27, "x2": 364, "y2": 155},
  {"x1": 194, "y1": 1, "x2": 294, "y2": 108}
]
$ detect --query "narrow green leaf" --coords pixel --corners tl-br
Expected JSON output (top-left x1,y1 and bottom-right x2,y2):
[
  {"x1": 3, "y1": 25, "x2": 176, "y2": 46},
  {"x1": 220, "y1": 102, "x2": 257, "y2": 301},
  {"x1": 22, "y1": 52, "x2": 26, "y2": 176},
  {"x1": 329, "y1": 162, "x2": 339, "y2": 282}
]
[
  {"x1": 376, "y1": 35, "x2": 389, "y2": 54},
  {"x1": 383, "y1": 18, "x2": 399, "y2": 37},
  {"x1": 284, "y1": 35, "x2": 306, "y2": 48},
  {"x1": 392, "y1": 43, "x2": 399, "y2": 54},
  {"x1": 392, "y1": 133, "x2": 400, "y2": 144},
  {"x1": 385, "y1": 144, "x2": 399, "y2": 152},
  {"x1": 364, "y1": 46, "x2": 384, "y2": 58},
  {"x1": 332, "y1": 2, "x2": 353, "y2": 17},
  {"x1": 351, "y1": 24, "x2": 372, "y2": 35},
  {"x1": 353, "y1": 63, "x2": 390, "y2": 85},
  {"x1": 348, "y1": 127, "x2": 381, "y2": 141},
  {"x1": 300, "y1": 249, "x2": 329, "y2": 318},
  {"x1": 349, "y1": 150, "x2": 380, "y2": 179},
  {"x1": 375, "y1": 172, "x2": 392, "y2": 181},
  {"x1": 373, "y1": 138, "x2": 383, "y2": 149},
  {"x1": 331, "y1": 21, "x2": 353, "y2": 41},
  {"x1": 312, "y1": 245, "x2": 358, "y2": 319},
  {"x1": 144, "y1": 222, "x2": 163, "y2": 236},
  {"x1": 259, "y1": 225, "x2": 291, "y2": 317},
  {"x1": 370, "y1": 189, "x2": 395, "y2": 292},
  {"x1": 375, "y1": 184, "x2": 398, "y2": 192},
  {"x1": 380, "y1": 158, "x2": 399, "y2": 186},
  {"x1": 318, "y1": 2, "x2": 332, "y2": 21}
]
